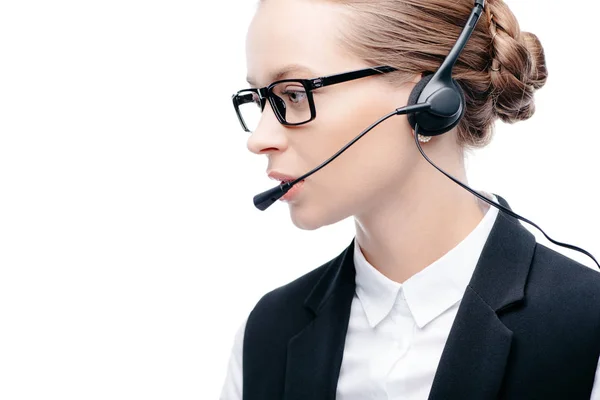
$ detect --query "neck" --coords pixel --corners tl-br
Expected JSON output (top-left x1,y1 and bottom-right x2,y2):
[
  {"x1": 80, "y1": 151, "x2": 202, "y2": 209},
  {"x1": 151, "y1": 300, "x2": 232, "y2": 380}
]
[{"x1": 353, "y1": 146, "x2": 488, "y2": 284}]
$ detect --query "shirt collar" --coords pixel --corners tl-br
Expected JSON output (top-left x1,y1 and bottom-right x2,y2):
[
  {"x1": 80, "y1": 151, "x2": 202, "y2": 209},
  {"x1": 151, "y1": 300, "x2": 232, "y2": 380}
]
[{"x1": 353, "y1": 192, "x2": 500, "y2": 329}]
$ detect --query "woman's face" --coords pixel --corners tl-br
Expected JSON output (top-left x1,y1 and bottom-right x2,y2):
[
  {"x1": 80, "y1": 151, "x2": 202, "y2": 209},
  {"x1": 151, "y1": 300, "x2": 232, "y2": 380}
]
[{"x1": 245, "y1": 0, "x2": 420, "y2": 230}]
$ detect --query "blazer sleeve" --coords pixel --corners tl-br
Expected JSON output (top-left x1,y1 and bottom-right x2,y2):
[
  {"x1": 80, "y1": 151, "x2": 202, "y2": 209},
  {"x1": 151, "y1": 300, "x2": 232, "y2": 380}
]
[{"x1": 219, "y1": 318, "x2": 247, "y2": 400}]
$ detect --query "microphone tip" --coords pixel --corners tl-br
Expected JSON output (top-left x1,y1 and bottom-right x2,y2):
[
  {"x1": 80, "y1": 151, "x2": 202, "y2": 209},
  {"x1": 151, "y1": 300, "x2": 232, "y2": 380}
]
[{"x1": 253, "y1": 183, "x2": 291, "y2": 211}]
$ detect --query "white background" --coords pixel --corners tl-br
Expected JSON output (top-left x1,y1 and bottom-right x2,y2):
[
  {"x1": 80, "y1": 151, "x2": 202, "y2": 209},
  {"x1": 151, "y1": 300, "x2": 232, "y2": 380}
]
[{"x1": 0, "y1": 1, "x2": 598, "y2": 399}]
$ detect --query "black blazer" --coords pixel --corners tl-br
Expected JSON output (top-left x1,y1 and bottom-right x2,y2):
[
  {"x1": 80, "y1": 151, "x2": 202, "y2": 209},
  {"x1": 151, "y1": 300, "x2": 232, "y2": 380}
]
[{"x1": 242, "y1": 194, "x2": 600, "y2": 399}]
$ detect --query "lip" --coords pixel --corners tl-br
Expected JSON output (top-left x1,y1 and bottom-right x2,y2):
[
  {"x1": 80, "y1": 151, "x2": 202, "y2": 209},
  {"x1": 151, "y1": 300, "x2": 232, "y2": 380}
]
[
  {"x1": 267, "y1": 170, "x2": 306, "y2": 202},
  {"x1": 267, "y1": 170, "x2": 301, "y2": 184}
]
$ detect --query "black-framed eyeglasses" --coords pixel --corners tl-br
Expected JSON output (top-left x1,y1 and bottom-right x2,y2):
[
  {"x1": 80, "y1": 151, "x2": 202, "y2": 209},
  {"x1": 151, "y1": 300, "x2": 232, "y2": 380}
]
[{"x1": 231, "y1": 65, "x2": 397, "y2": 133}]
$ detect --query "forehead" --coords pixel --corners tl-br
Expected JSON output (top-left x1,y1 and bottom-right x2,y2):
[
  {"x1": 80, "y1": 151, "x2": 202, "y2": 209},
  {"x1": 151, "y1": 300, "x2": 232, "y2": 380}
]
[{"x1": 245, "y1": 0, "x2": 355, "y2": 86}]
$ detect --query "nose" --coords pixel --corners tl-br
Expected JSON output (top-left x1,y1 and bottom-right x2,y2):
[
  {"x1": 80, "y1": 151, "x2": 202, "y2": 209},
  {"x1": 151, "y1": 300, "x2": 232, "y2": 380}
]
[{"x1": 246, "y1": 102, "x2": 288, "y2": 155}]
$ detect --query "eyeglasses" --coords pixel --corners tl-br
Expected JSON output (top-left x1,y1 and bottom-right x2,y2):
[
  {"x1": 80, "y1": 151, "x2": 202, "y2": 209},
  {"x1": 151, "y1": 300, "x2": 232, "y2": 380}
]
[{"x1": 231, "y1": 65, "x2": 397, "y2": 133}]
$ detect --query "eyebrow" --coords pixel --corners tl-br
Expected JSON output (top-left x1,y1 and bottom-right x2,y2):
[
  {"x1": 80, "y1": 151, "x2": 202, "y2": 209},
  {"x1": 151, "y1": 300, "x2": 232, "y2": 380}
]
[{"x1": 246, "y1": 64, "x2": 318, "y2": 87}]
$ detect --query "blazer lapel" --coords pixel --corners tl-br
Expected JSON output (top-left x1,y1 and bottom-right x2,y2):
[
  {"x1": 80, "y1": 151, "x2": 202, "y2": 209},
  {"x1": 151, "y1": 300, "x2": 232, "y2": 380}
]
[
  {"x1": 283, "y1": 239, "x2": 356, "y2": 400},
  {"x1": 428, "y1": 194, "x2": 536, "y2": 400}
]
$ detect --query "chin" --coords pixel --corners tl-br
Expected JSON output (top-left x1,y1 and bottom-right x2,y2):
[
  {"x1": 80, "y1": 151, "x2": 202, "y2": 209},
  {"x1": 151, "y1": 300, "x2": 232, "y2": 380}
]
[{"x1": 288, "y1": 200, "x2": 350, "y2": 231}]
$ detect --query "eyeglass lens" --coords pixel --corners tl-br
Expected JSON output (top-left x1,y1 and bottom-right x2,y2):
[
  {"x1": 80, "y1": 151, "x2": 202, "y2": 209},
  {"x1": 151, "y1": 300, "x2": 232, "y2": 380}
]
[{"x1": 236, "y1": 82, "x2": 311, "y2": 132}]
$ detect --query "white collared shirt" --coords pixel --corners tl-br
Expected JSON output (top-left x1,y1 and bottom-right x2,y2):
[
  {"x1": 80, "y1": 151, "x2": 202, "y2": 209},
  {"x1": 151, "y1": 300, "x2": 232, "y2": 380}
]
[{"x1": 220, "y1": 193, "x2": 600, "y2": 399}]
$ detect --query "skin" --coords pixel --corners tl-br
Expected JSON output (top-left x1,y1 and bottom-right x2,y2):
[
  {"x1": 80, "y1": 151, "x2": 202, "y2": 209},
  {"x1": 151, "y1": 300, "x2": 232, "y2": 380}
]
[{"x1": 245, "y1": 0, "x2": 488, "y2": 283}]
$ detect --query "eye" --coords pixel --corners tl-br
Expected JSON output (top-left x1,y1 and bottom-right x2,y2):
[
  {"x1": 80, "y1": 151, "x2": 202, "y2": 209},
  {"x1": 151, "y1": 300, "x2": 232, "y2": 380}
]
[{"x1": 281, "y1": 86, "x2": 307, "y2": 104}]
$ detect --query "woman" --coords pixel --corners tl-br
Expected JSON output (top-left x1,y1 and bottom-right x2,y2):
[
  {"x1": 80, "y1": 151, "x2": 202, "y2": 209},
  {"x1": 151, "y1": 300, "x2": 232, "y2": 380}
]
[{"x1": 221, "y1": 0, "x2": 600, "y2": 398}]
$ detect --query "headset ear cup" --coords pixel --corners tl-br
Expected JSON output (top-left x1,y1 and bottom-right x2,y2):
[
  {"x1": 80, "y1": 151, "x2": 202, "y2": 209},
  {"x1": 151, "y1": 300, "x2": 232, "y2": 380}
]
[
  {"x1": 407, "y1": 75, "x2": 434, "y2": 132},
  {"x1": 407, "y1": 77, "x2": 466, "y2": 136}
]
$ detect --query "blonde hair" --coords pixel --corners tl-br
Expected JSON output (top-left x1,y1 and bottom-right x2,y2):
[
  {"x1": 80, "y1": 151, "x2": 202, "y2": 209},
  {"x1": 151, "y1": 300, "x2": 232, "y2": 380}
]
[{"x1": 328, "y1": 0, "x2": 548, "y2": 150}]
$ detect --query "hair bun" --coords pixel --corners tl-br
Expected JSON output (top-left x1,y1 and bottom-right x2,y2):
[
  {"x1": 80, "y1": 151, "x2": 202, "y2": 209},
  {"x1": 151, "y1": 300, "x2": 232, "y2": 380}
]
[{"x1": 487, "y1": 1, "x2": 548, "y2": 123}]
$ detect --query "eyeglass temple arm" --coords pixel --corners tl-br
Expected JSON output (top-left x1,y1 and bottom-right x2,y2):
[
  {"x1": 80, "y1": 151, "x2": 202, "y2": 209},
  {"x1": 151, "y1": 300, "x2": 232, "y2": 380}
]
[{"x1": 310, "y1": 66, "x2": 398, "y2": 90}]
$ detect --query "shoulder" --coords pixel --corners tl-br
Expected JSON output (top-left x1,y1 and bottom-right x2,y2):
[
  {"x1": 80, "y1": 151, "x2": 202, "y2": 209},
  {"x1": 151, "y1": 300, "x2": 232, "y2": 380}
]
[
  {"x1": 530, "y1": 242, "x2": 600, "y2": 292},
  {"x1": 243, "y1": 243, "x2": 352, "y2": 345},
  {"x1": 527, "y1": 242, "x2": 600, "y2": 321},
  {"x1": 246, "y1": 256, "x2": 335, "y2": 327}
]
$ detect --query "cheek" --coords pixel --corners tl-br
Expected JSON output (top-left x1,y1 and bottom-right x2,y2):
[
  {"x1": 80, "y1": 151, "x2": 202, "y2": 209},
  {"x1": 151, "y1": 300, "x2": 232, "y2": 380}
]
[
  {"x1": 310, "y1": 93, "x2": 414, "y2": 185},
  {"x1": 288, "y1": 94, "x2": 416, "y2": 225},
  {"x1": 307, "y1": 94, "x2": 387, "y2": 162}
]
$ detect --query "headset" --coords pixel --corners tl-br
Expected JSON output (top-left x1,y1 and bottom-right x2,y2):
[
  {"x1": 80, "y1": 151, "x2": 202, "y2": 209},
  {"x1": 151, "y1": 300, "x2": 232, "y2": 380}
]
[{"x1": 252, "y1": 0, "x2": 599, "y2": 269}]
